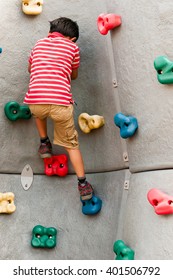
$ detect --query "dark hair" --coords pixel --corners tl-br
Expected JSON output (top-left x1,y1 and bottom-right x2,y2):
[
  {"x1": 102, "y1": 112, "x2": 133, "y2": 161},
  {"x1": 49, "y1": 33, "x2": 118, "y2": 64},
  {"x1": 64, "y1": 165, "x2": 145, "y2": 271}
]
[{"x1": 49, "y1": 17, "x2": 79, "y2": 42}]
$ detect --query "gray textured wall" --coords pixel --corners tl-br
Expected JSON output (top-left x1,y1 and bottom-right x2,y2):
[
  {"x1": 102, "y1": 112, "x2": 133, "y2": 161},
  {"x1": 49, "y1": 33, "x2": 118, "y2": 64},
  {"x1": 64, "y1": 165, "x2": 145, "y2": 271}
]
[
  {"x1": 1, "y1": 0, "x2": 173, "y2": 260},
  {"x1": 109, "y1": 0, "x2": 173, "y2": 259}
]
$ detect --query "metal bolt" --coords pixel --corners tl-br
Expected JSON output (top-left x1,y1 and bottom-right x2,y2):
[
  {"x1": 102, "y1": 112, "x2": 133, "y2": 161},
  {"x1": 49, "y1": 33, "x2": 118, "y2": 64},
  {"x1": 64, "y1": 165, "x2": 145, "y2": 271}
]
[
  {"x1": 123, "y1": 152, "x2": 129, "y2": 162},
  {"x1": 113, "y1": 79, "x2": 117, "y2": 88},
  {"x1": 124, "y1": 180, "x2": 129, "y2": 190}
]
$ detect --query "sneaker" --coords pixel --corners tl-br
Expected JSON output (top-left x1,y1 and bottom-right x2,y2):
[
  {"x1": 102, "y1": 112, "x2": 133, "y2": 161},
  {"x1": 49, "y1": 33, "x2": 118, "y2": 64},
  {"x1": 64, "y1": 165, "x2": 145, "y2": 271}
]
[
  {"x1": 38, "y1": 142, "x2": 52, "y2": 158},
  {"x1": 78, "y1": 181, "x2": 94, "y2": 200}
]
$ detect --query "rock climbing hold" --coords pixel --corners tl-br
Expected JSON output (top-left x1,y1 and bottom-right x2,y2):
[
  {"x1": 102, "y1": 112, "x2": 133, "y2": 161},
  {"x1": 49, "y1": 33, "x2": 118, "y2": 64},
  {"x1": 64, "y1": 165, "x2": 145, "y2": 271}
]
[
  {"x1": 43, "y1": 154, "x2": 68, "y2": 177},
  {"x1": 114, "y1": 112, "x2": 138, "y2": 139},
  {"x1": 81, "y1": 195, "x2": 102, "y2": 215},
  {"x1": 0, "y1": 192, "x2": 16, "y2": 214},
  {"x1": 113, "y1": 240, "x2": 135, "y2": 260},
  {"x1": 22, "y1": 0, "x2": 43, "y2": 15},
  {"x1": 147, "y1": 188, "x2": 173, "y2": 215},
  {"x1": 31, "y1": 225, "x2": 57, "y2": 248},
  {"x1": 154, "y1": 56, "x2": 173, "y2": 84},
  {"x1": 78, "y1": 113, "x2": 105, "y2": 133},
  {"x1": 97, "y1": 13, "x2": 122, "y2": 35},
  {"x1": 4, "y1": 101, "x2": 31, "y2": 121}
]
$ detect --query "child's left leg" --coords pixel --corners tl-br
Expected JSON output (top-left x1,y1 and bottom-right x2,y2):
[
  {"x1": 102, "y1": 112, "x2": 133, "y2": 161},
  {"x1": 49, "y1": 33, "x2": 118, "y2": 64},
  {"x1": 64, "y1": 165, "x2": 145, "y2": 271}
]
[
  {"x1": 35, "y1": 117, "x2": 47, "y2": 138},
  {"x1": 29, "y1": 105, "x2": 52, "y2": 158},
  {"x1": 35, "y1": 117, "x2": 52, "y2": 158}
]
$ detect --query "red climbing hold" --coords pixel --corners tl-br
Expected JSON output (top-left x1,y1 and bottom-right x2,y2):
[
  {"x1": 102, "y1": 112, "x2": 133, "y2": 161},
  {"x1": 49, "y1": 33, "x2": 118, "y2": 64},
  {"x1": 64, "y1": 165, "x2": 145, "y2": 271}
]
[
  {"x1": 97, "y1": 13, "x2": 122, "y2": 35},
  {"x1": 43, "y1": 154, "x2": 68, "y2": 177},
  {"x1": 147, "y1": 188, "x2": 173, "y2": 215}
]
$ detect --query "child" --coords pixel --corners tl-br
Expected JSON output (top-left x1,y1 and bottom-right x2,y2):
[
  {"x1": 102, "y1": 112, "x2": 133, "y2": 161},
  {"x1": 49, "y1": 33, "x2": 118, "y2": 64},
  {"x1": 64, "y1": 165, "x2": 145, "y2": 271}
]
[{"x1": 24, "y1": 17, "x2": 93, "y2": 201}]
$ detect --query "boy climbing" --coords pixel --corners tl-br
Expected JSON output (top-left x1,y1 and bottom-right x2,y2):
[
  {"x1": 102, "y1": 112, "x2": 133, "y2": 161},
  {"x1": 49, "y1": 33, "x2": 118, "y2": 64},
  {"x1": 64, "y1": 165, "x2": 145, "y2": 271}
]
[{"x1": 24, "y1": 17, "x2": 94, "y2": 201}]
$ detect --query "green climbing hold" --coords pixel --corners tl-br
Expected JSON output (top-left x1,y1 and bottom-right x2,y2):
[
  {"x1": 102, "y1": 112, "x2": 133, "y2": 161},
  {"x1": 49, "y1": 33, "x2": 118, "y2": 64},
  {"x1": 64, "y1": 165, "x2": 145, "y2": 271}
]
[
  {"x1": 31, "y1": 225, "x2": 57, "y2": 248},
  {"x1": 113, "y1": 240, "x2": 135, "y2": 260},
  {"x1": 4, "y1": 101, "x2": 31, "y2": 121},
  {"x1": 154, "y1": 56, "x2": 173, "y2": 84}
]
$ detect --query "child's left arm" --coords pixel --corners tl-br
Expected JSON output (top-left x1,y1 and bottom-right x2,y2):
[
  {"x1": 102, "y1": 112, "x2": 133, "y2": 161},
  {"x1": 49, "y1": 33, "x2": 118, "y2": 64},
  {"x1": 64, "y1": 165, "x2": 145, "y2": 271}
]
[{"x1": 71, "y1": 69, "x2": 78, "y2": 80}]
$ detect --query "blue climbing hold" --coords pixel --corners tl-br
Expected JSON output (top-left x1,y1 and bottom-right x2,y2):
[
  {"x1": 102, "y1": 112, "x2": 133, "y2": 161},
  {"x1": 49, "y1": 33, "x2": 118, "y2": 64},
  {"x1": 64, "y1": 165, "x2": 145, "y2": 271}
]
[
  {"x1": 114, "y1": 112, "x2": 138, "y2": 139},
  {"x1": 0, "y1": 48, "x2": 2, "y2": 53},
  {"x1": 81, "y1": 195, "x2": 102, "y2": 215}
]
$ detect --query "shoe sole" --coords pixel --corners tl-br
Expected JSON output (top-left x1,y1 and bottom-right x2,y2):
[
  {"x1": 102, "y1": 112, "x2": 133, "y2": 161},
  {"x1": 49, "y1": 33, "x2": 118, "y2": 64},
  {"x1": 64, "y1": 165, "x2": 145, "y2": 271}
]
[{"x1": 39, "y1": 153, "x2": 52, "y2": 159}]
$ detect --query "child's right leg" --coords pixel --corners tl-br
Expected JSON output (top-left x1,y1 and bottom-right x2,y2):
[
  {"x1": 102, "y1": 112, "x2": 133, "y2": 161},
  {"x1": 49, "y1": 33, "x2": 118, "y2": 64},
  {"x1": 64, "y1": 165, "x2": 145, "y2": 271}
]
[{"x1": 65, "y1": 147, "x2": 94, "y2": 200}]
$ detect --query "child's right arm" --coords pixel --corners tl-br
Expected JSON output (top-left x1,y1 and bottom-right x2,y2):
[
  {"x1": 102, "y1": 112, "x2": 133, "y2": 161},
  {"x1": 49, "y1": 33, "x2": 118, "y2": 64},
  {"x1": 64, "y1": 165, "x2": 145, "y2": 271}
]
[{"x1": 28, "y1": 62, "x2": 31, "y2": 73}]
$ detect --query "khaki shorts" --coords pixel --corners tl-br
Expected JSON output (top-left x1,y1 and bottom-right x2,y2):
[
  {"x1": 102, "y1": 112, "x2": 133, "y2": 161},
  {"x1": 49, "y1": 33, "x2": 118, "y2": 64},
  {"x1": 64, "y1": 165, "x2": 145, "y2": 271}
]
[{"x1": 29, "y1": 104, "x2": 79, "y2": 149}]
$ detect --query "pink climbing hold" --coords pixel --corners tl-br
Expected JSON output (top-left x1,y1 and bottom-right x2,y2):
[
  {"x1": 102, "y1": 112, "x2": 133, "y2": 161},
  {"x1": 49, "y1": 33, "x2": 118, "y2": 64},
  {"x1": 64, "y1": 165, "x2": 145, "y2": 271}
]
[
  {"x1": 97, "y1": 13, "x2": 122, "y2": 35},
  {"x1": 147, "y1": 188, "x2": 173, "y2": 215}
]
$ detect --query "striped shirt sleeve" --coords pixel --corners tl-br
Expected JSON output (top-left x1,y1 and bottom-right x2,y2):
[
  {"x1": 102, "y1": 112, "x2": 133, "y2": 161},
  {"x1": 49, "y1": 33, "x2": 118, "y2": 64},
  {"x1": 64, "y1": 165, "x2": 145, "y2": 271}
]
[{"x1": 28, "y1": 49, "x2": 34, "y2": 64}]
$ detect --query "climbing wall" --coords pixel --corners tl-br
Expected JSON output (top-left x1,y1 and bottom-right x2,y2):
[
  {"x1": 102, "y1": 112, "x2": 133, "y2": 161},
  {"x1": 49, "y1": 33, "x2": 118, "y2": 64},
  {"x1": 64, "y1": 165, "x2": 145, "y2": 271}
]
[
  {"x1": 0, "y1": 0, "x2": 126, "y2": 260},
  {"x1": 109, "y1": 0, "x2": 173, "y2": 259},
  {"x1": 0, "y1": 0, "x2": 172, "y2": 260}
]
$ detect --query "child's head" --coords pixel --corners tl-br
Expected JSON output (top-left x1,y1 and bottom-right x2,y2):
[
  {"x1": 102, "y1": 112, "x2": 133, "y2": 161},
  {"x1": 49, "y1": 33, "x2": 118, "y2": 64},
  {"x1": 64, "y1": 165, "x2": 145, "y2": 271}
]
[{"x1": 49, "y1": 17, "x2": 79, "y2": 42}]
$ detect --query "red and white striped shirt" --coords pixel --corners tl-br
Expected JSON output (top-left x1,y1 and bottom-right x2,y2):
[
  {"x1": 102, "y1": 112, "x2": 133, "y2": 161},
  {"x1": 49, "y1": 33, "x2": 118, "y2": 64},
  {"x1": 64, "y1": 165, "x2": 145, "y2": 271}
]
[{"x1": 24, "y1": 32, "x2": 80, "y2": 106}]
